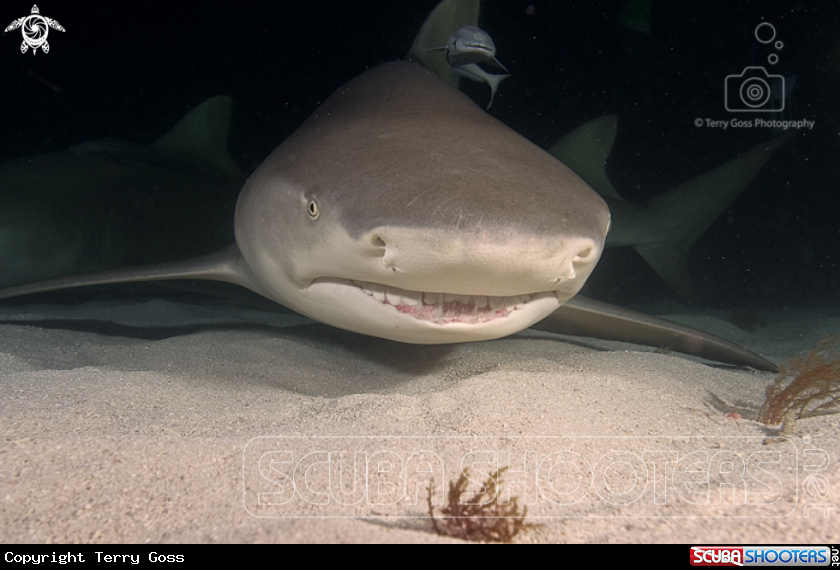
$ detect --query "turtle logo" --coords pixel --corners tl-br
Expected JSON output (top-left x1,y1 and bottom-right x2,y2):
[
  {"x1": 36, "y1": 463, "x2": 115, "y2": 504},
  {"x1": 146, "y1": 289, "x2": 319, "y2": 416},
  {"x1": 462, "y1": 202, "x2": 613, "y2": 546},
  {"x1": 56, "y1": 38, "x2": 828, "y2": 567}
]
[{"x1": 5, "y1": 5, "x2": 65, "y2": 55}]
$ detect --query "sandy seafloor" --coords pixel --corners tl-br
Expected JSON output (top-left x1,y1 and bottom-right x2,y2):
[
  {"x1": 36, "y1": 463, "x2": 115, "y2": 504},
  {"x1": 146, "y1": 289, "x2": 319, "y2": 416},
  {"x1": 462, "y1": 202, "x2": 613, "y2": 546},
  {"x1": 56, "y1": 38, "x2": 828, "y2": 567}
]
[{"x1": 0, "y1": 284, "x2": 837, "y2": 544}]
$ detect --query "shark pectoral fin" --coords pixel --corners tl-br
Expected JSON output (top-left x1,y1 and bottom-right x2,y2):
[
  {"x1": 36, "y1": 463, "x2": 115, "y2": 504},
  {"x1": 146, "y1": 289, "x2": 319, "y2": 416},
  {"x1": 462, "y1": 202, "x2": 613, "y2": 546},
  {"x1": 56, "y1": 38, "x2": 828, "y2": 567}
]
[
  {"x1": 532, "y1": 295, "x2": 778, "y2": 372},
  {"x1": 0, "y1": 245, "x2": 254, "y2": 302},
  {"x1": 406, "y1": 0, "x2": 480, "y2": 85},
  {"x1": 149, "y1": 96, "x2": 242, "y2": 179},
  {"x1": 547, "y1": 115, "x2": 622, "y2": 199}
]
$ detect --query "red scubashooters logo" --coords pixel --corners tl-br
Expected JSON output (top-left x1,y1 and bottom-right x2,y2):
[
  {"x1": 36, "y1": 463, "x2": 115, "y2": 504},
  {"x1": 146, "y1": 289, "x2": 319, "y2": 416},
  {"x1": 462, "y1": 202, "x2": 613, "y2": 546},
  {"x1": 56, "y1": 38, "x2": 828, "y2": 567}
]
[
  {"x1": 692, "y1": 548, "x2": 744, "y2": 567},
  {"x1": 690, "y1": 546, "x2": 833, "y2": 567}
]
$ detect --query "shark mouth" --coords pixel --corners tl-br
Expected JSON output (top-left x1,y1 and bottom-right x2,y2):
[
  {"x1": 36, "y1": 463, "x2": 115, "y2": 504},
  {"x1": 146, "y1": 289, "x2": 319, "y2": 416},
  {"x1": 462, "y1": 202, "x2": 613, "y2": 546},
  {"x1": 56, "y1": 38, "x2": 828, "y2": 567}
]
[{"x1": 350, "y1": 280, "x2": 553, "y2": 325}]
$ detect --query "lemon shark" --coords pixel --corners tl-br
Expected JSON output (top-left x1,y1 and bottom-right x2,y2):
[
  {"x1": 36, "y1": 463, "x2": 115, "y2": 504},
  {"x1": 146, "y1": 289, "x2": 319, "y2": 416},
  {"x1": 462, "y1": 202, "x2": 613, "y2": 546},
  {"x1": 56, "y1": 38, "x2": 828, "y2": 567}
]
[
  {"x1": 0, "y1": 61, "x2": 777, "y2": 371},
  {"x1": 0, "y1": 96, "x2": 243, "y2": 290}
]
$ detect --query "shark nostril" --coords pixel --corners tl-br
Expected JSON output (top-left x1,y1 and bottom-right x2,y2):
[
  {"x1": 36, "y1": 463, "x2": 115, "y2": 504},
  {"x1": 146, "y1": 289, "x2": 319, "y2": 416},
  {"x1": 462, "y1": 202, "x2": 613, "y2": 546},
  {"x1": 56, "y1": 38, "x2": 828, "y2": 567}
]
[
  {"x1": 574, "y1": 247, "x2": 593, "y2": 262},
  {"x1": 572, "y1": 240, "x2": 600, "y2": 264}
]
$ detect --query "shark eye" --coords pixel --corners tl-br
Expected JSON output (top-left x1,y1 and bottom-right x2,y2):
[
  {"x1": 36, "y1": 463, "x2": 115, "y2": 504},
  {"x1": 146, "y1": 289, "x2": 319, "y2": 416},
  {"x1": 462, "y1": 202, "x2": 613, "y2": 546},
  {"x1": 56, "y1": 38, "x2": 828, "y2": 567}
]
[{"x1": 307, "y1": 199, "x2": 320, "y2": 220}]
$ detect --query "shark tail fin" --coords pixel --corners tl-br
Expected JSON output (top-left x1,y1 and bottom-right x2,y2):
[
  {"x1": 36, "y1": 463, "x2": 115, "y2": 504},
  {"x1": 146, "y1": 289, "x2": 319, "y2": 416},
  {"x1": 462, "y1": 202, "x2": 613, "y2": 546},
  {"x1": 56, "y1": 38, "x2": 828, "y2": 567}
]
[
  {"x1": 547, "y1": 115, "x2": 622, "y2": 199},
  {"x1": 0, "y1": 246, "x2": 250, "y2": 301},
  {"x1": 406, "y1": 0, "x2": 480, "y2": 85},
  {"x1": 150, "y1": 96, "x2": 241, "y2": 178},
  {"x1": 632, "y1": 130, "x2": 796, "y2": 298}
]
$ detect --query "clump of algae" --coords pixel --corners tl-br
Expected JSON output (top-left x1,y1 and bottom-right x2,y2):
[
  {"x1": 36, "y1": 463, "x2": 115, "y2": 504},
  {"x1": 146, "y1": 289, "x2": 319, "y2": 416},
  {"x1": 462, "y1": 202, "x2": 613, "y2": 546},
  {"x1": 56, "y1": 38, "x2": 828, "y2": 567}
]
[
  {"x1": 758, "y1": 335, "x2": 840, "y2": 435},
  {"x1": 427, "y1": 467, "x2": 541, "y2": 543}
]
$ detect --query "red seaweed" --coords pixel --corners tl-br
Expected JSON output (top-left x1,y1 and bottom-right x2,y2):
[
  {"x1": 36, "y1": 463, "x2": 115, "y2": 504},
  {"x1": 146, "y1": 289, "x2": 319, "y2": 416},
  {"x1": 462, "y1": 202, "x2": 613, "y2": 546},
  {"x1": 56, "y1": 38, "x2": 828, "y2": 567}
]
[
  {"x1": 427, "y1": 467, "x2": 541, "y2": 543},
  {"x1": 758, "y1": 335, "x2": 840, "y2": 428}
]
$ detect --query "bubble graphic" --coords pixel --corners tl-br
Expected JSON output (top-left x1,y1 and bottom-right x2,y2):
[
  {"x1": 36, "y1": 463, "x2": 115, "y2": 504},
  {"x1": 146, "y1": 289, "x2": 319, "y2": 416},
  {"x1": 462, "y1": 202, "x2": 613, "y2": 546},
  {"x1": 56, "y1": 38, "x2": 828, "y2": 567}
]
[
  {"x1": 768, "y1": 53, "x2": 779, "y2": 65},
  {"x1": 755, "y1": 22, "x2": 776, "y2": 44}
]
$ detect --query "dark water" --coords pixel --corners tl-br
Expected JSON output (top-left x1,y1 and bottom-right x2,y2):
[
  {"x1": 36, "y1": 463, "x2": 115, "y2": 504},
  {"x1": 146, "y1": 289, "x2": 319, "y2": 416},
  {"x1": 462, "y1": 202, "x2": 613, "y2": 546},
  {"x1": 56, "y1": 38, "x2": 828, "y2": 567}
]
[{"x1": 1, "y1": 0, "x2": 837, "y2": 309}]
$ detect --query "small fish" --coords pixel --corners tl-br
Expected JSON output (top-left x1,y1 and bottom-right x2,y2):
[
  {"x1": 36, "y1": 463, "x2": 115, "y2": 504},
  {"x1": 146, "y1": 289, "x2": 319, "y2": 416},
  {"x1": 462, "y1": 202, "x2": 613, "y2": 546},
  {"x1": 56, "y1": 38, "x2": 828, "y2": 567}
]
[
  {"x1": 425, "y1": 24, "x2": 508, "y2": 71},
  {"x1": 451, "y1": 63, "x2": 510, "y2": 109},
  {"x1": 424, "y1": 25, "x2": 510, "y2": 109}
]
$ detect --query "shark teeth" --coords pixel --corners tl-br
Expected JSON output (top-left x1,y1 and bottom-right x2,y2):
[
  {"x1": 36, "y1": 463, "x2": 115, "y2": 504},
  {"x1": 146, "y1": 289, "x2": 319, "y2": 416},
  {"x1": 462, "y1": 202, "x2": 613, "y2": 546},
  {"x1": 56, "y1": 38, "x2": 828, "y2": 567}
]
[
  {"x1": 400, "y1": 290, "x2": 422, "y2": 306},
  {"x1": 351, "y1": 281, "x2": 532, "y2": 324}
]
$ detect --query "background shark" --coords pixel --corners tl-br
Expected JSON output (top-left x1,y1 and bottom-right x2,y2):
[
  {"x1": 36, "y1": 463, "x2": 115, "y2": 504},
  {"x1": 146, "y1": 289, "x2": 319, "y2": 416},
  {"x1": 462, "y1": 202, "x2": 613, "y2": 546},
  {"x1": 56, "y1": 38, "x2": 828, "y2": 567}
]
[{"x1": 0, "y1": 97, "x2": 243, "y2": 289}]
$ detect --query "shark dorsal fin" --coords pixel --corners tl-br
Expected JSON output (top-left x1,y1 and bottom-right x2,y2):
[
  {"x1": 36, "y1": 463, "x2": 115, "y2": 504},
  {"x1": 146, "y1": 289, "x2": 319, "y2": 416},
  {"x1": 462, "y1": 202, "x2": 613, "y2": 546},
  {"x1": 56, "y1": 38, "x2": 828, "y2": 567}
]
[
  {"x1": 150, "y1": 96, "x2": 241, "y2": 178},
  {"x1": 406, "y1": 0, "x2": 480, "y2": 85},
  {"x1": 548, "y1": 115, "x2": 622, "y2": 200}
]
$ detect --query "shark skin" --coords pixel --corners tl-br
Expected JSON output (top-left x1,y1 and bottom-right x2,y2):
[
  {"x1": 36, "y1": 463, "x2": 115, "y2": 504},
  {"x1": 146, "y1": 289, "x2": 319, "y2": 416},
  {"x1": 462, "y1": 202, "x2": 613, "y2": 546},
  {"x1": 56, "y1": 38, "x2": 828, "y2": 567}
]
[
  {"x1": 0, "y1": 96, "x2": 244, "y2": 290},
  {"x1": 0, "y1": 61, "x2": 778, "y2": 372},
  {"x1": 549, "y1": 115, "x2": 795, "y2": 299}
]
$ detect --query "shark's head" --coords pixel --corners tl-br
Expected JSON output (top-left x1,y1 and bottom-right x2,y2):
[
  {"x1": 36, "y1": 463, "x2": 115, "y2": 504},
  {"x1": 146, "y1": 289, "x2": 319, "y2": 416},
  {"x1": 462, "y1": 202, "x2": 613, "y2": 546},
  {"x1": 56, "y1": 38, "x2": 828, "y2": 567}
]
[{"x1": 234, "y1": 62, "x2": 610, "y2": 344}]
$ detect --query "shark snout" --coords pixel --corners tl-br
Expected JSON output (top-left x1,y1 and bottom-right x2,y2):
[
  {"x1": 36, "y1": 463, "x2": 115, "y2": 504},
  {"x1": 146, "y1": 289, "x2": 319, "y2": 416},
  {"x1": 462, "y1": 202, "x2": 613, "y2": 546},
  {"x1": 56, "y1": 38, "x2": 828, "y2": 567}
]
[{"x1": 362, "y1": 227, "x2": 603, "y2": 298}]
